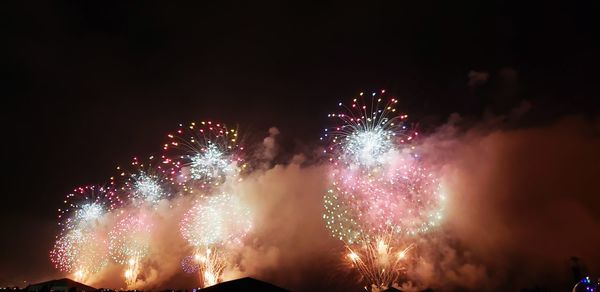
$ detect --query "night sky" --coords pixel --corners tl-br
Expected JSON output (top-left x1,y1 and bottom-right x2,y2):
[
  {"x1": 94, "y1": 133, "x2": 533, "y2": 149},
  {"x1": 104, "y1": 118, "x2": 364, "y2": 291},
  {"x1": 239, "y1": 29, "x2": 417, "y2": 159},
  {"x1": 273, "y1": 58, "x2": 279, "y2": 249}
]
[{"x1": 2, "y1": 1, "x2": 599, "y2": 290}]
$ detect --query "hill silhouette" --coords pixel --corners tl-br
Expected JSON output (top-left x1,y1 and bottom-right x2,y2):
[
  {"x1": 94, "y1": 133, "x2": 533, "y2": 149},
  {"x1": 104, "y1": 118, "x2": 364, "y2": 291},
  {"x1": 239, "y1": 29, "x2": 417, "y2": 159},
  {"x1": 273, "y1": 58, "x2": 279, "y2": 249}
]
[
  {"x1": 25, "y1": 278, "x2": 95, "y2": 292},
  {"x1": 200, "y1": 277, "x2": 288, "y2": 292}
]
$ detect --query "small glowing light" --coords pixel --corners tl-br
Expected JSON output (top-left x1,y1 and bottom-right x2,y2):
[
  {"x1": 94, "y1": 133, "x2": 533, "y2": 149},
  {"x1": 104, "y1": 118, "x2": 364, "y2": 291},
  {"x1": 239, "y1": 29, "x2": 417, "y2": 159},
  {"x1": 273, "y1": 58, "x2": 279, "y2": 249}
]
[{"x1": 348, "y1": 252, "x2": 360, "y2": 262}]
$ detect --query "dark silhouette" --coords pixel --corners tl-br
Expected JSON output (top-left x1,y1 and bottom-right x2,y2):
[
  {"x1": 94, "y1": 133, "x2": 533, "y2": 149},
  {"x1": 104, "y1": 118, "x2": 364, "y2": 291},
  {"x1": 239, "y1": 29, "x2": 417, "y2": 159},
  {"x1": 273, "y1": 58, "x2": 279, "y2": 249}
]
[{"x1": 199, "y1": 278, "x2": 288, "y2": 292}]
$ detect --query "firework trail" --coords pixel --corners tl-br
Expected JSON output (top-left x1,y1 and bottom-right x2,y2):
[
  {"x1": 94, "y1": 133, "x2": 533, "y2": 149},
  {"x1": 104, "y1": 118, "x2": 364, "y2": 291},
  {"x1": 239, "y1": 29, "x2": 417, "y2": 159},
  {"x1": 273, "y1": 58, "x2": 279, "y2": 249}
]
[
  {"x1": 322, "y1": 91, "x2": 445, "y2": 290},
  {"x1": 345, "y1": 236, "x2": 414, "y2": 291},
  {"x1": 180, "y1": 192, "x2": 253, "y2": 287},
  {"x1": 108, "y1": 212, "x2": 153, "y2": 288},
  {"x1": 163, "y1": 121, "x2": 245, "y2": 193},
  {"x1": 50, "y1": 186, "x2": 118, "y2": 283},
  {"x1": 181, "y1": 248, "x2": 226, "y2": 287}
]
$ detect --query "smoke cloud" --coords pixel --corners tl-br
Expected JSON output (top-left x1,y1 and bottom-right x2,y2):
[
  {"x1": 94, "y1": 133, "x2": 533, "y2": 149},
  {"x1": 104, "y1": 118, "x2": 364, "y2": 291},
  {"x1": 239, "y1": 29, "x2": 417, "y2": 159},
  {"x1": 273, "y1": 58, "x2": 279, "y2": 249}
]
[{"x1": 403, "y1": 114, "x2": 600, "y2": 290}]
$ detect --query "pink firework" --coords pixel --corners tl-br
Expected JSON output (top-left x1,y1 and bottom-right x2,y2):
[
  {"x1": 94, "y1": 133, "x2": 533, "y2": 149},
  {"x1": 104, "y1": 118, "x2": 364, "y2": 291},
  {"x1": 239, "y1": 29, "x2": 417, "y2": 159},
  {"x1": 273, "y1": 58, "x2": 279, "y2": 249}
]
[
  {"x1": 322, "y1": 90, "x2": 444, "y2": 290},
  {"x1": 50, "y1": 185, "x2": 118, "y2": 282},
  {"x1": 108, "y1": 212, "x2": 153, "y2": 288}
]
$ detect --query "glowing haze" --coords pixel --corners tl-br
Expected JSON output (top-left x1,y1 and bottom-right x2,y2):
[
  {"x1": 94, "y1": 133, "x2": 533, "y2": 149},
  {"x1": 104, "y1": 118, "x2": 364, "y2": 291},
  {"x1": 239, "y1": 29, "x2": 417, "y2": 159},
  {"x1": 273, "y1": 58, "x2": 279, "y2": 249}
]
[{"x1": 46, "y1": 95, "x2": 600, "y2": 291}]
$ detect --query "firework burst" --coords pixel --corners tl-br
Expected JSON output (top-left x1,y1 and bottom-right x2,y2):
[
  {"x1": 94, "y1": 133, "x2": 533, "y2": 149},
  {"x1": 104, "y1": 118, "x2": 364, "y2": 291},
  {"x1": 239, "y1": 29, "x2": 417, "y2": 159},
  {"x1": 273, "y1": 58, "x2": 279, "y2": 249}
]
[
  {"x1": 114, "y1": 156, "x2": 178, "y2": 208},
  {"x1": 163, "y1": 121, "x2": 244, "y2": 193},
  {"x1": 108, "y1": 212, "x2": 153, "y2": 288},
  {"x1": 51, "y1": 186, "x2": 118, "y2": 283},
  {"x1": 324, "y1": 161, "x2": 444, "y2": 243},
  {"x1": 180, "y1": 192, "x2": 252, "y2": 287},
  {"x1": 181, "y1": 192, "x2": 252, "y2": 247},
  {"x1": 57, "y1": 186, "x2": 120, "y2": 232},
  {"x1": 50, "y1": 227, "x2": 109, "y2": 283},
  {"x1": 322, "y1": 91, "x2": 444, "y2": 290},
  {"x1": 321, "y1": 90, "x2": 416, "y2": 169}
]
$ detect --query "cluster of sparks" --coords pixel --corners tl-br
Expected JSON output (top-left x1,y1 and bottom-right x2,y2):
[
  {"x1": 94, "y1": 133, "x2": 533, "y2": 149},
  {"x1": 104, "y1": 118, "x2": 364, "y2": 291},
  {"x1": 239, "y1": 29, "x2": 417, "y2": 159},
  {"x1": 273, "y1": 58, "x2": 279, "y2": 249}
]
[
  {"x1": 50, "y1": 120, "x2": 252, "y2": 289},
  {"x1": 50, "y1": 228, "x2": 108, "y2": 283},
  {"x1": 50, "y1": 186, "x2": 118, "y2": 282},
  {"x1": 181, "y1": 193, "x2": 252, "y2": 287},
  {"x1": 164, "y1": 121, "x2": 244, "y2": 192},
  {"x1": 108, "y1": 213, "x2": 152, "y2": 287},
  {"x1": 115, "y1": 156, "x2": 177, "y2": 207},
  {"x1": 50, "y1": 167, "x2": 162, "y2": 287},
  {"x1": 573, "y1": 276, "x2": 600, "y2": 292},
  {"x1": 180, "y1": 192, "x2": 252, "y2": 247},
  {"x1": 346, "y1": 236, "x2": 414, "y2": 290},
  {"x1": 168, "y1": 122, "x2": 251, "y2": 287},
  {"x1": 181, "y1": 248, "x2": 226, "y2": 287},
  {"x1": 179, "y1": 193, "x2": 252, "y2": 287},
  {"x1": 322, "y1": 91, "x2": 445, "y2": 290}
]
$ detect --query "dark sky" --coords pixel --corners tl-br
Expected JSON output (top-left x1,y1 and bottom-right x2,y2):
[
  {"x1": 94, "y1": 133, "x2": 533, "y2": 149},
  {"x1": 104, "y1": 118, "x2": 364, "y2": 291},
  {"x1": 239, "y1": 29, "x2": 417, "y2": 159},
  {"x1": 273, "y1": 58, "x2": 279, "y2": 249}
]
[{"x1": 1, "y1": 0, "x2": 599, "y2": 289}]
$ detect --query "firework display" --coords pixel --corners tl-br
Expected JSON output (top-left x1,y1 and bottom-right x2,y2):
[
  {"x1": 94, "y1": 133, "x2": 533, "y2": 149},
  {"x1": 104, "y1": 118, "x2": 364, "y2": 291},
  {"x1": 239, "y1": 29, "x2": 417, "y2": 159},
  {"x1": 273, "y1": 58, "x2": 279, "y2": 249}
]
[
  {"x1": 50, "y1": 186, "x2": 118, "y2": 282},
  {"x1": 114, "y1": 156, "x2": 178, "y2": 207},
  {"x1": 322, "y1": 91, "x2": 444, "y2": 290},
  {"x1": 50, "y1": 228, "x2": 109, "y2": 283},
  {"x1": 57, "y1": 186, "x2": 120, "y2": 232},
  {"x1": 163, "y1": 121, "x2": 244, "y2": 192},
  {"x1": 47, "y1": 101, "x2": 444, "y2": 290},
  {"x1": 181, "y1": 247, "x2": 227, "y2": 287},
  {"x1": 108, "y1": 213, "x2": 153, "y2": 287},
  {"x1": 163, "y1": 121, "x2": 252, "y2": 287},
  {"x1": 49, "y1": 120, "x2": 253, "y2": 288},
  {"x1": 346, "y1": 236, "x2": 414, "y2": 290},
  {"x1": 180, "y1": 192, "x2": 252, "y2": 247},
  {"x1": 179, "y1": 206, "x2": 251, "y2": 288},
  {"x1": 324, "y1": 161, "x2": 443, "y2": 243}
]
